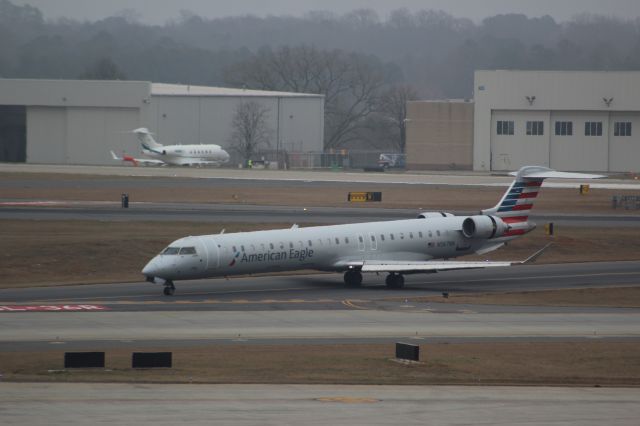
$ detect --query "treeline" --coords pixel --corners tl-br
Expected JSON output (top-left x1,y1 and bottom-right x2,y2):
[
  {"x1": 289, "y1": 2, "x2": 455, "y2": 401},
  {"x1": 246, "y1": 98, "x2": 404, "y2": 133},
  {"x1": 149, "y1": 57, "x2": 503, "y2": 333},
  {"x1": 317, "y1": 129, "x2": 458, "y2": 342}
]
[{"x1": 1, "y1": 0, "x2": 639, "y2": 149}]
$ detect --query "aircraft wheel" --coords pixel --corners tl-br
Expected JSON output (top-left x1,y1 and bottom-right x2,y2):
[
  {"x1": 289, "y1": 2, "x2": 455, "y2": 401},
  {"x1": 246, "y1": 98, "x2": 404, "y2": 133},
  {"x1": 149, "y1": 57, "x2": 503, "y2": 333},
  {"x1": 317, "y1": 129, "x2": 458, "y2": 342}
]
[
  {"x1": 163, "y1": 281, "x2": 175, "y2": 296},
  {"x1": 344, "y1": 270, "x2": 363, "y2": 287},
  {"x1": 385, "y1": 274, "x2": 405, "y2": 289}
]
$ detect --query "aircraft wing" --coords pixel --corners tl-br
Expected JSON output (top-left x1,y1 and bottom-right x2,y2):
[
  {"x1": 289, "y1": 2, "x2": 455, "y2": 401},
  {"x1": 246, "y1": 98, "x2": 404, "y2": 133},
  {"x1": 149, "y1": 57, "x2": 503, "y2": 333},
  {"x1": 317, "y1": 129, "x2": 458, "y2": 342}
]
[
  {"x1": 133, "y1": 157, "x2": 166, "y2": 166},
  {"x1": 336, "y1": 243, "x2": 552, "y2": 274},
  {"x1": 339, "y1": 260, "x2": 513, "y2": 273},
  {"x1": 110, "y1": 151, "x2": 165, "y2": 166}
]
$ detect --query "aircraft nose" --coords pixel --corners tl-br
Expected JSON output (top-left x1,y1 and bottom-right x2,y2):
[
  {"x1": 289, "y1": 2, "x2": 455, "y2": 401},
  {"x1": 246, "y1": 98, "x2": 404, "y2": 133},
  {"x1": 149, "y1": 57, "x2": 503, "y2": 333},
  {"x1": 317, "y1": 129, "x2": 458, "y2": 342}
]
[{"x1": 142, "y1": 257, "x2": 161, "y2": 277}]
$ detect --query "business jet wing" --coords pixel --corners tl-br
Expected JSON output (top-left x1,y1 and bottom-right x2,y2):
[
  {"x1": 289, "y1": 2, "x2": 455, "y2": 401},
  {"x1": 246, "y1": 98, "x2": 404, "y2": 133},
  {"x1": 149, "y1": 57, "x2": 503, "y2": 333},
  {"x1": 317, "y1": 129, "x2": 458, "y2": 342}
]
[{"x1": 110, "y1": 151, "x2": 165, "y2": 166}]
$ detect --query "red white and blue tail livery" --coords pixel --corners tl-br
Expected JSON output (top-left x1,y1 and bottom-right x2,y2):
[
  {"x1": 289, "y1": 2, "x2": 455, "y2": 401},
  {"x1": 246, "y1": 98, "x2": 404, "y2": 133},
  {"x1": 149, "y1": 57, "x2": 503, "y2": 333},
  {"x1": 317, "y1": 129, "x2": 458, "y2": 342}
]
[{"x1": 482, "y1": 166, "x2": 601, "y2": 239}]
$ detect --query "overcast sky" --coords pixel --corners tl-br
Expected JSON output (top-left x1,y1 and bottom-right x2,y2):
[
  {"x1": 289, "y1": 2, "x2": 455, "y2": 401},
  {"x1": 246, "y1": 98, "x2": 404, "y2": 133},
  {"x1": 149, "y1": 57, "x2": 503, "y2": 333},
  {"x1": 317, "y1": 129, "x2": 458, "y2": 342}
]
[{"x1": 14, "y1": 0, "x2": 640, "y2": 24}]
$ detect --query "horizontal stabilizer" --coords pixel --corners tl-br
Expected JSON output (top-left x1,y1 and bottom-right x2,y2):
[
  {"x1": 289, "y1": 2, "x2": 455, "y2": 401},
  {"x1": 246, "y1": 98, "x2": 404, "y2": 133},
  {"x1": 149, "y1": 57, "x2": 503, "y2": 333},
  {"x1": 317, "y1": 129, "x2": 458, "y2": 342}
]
[{"x1": 508, "y1": 167, "x2": 604, "y2": 180}]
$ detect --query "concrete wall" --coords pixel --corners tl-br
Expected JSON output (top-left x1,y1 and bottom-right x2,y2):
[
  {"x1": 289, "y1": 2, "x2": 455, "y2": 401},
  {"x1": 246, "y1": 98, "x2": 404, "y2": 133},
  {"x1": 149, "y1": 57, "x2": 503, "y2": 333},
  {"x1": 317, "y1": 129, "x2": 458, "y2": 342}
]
[
  {"x1": 406, "y1": 101, "x2": 473, "y2": 170},
  {"x1": 474, "y1": 70, "x2": 640, "y2": 172}
]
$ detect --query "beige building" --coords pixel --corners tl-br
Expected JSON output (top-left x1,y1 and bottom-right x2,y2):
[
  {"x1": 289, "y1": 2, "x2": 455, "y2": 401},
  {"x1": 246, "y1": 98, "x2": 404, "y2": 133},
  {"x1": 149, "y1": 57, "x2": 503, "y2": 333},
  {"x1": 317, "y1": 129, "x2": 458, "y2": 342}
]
[{"x1": 405, "y1": 100, "x2": 474, "y2": 170}]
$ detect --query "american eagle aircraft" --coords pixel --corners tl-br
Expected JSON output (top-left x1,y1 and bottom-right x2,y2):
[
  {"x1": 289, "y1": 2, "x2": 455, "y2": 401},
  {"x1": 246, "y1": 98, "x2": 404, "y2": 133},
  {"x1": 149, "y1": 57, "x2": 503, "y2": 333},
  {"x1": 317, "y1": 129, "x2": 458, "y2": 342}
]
[
  {"x1": 142, "y1": 166, "x2": 601, "y2": 295},
  {"x1": 112, "y1": 128, "x2": 230, "y2": 166}
]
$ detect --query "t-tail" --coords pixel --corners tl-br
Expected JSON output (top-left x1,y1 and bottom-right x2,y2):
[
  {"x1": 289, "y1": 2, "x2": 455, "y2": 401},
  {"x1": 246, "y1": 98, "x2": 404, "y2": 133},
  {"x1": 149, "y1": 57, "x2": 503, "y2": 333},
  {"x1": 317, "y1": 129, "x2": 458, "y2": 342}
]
[
  {"x1": 482, "y1": 166, "x2": 603, "y2": 238},
  {"x1": 132, "y1": 128, "x2": 163, "y2": 154}
]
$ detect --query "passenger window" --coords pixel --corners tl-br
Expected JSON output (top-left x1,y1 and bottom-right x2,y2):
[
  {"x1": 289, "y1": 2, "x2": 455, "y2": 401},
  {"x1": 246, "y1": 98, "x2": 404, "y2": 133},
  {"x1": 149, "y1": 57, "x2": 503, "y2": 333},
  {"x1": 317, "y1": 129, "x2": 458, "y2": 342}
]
[
  {"x1": 279, "y1": 242, "x2": 284, "y2": 249},
  {"x1": 380, "y1": 234, "x2": 385, "y2": 241},
  {"x1": 390, "y1": 234, "x2": 395, "y2": 240},
  {"x1": 270, "y1": 243, "x2": 274, "y2": 250},
  {"x1": 419, "y1": 232, "x2": 423, "y2": 238},
  {"x1": 370, "y1": 235, "x2": 375, "y2": 242},
  {"x1": 409, "y1": 232, "x2": 414, "y2": 239},
  {"x1": 260, "y1": 243, "x2": 265, "y2": 251},
  {"x1": 179, "y1": 247, "x2": 197, "y2": 255},
  {"x1": 358, "y1": 236, "x2": 363, "y2": 243},
  {"x1": 335, "y1": 238, "x2": 339, "y2": 245},
  {"x1": 162, "y1": 247, "x2": 179, "y2": 255},
  {"x1": 345, "y1": 237, "x2": 349, "y2": 244},
  {"x1": 232, "y1": 246, "x2": 237, "y2": 252},
  {"x1": 308, "y1": 240, "x2": 313, "y2": 247},
  {"x1": 250, "y1": 244, "x2": 256, "y2": 251},
  {"x1": 400, "y1": 233, "x2": 405, "y2": 240},
  {"x1": 437, "y1": 230, "x2": 441, "y2": 236},
  {"x1": 289, "y1": 242, "x2": 294, "y2": 249},
  {"x1": 241, "y1": 245, "x2": 245, "y2": 252},
  {"x1": 428, "y1": 231, "x2": 433, "y2": 238}
]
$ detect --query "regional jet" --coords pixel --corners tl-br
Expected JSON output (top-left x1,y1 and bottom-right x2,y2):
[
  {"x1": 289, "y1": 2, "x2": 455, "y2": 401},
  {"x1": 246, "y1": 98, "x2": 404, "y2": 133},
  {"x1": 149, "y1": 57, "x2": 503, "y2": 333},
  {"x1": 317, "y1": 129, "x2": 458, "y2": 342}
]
[
  {"x1": 142, "y1": 166, "x2": 601, "y2": 295},
  {"x1": 115, "y1": 128, "x2": 230, "y2": 167}
]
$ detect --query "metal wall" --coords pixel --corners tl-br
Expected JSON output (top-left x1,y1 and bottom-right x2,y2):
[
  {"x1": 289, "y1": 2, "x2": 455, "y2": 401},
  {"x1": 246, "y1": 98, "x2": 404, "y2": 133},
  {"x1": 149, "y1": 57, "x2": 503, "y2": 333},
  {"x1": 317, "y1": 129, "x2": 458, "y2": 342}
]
[
  {"x1": 475, "y1": 71, "x2": 640, "y2": 172},
  {"x1": 149, "y1": 95, "x2": 325, "y2": 157},
  {"x1": 0, "y1": 79, "x2": 150, "y2": 165}
]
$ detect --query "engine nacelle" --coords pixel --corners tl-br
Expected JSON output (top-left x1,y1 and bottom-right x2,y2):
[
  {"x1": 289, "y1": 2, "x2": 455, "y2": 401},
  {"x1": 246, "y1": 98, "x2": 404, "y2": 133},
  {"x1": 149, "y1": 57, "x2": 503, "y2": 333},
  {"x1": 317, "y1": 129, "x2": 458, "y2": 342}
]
[
  {"x1": 462, "y1": 215, "x2": 508, "y2": 239},
  {"x1": 417, "y1": 211, "x2": 454, "y2": 219}
]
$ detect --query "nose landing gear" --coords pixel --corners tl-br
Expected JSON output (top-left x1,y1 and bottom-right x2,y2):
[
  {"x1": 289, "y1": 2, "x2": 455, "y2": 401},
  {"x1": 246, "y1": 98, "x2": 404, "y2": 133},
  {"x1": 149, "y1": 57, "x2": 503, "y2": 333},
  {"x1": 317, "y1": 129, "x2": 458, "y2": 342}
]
[{"x1": 163, "y1": 281, "x2": 175, "y2": 296}]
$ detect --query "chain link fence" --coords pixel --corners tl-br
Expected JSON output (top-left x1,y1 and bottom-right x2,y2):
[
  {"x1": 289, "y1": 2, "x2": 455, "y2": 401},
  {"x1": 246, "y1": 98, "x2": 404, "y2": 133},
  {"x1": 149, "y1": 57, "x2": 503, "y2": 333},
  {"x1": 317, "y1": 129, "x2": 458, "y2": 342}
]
[{"x1": 227, "y1": 150, "x2": 405, "y2": 170}]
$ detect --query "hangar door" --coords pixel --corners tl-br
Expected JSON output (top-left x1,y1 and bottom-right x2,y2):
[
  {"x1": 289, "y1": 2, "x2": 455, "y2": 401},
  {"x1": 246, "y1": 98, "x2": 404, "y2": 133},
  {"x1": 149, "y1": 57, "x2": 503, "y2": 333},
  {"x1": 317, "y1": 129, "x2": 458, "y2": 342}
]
[
  {"x1": 490, "y1": 110, "x2": 550, "y2": 171},
  {"x1": 0, "y1": 105, "x2": 26, "y2": 162}
]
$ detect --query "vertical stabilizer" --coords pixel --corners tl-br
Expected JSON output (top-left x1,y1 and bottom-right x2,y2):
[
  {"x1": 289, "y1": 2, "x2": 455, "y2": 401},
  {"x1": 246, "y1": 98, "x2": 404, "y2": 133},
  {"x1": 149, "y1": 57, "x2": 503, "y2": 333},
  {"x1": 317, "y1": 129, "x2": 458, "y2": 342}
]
[
  {"x1": 132, "y1": 128, "x2": 163, "y2": 153},
  {"x1": 482, "y1": 166, "x2": 603, "y2": 237}
]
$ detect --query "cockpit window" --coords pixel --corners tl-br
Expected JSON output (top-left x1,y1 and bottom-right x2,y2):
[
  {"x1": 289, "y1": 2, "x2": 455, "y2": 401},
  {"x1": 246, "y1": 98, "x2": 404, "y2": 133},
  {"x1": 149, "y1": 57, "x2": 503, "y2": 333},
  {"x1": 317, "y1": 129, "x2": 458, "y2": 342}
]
[
  {"x1": 179, "y1": 247, "x2": 197, "y2": 255},
  {"x1": 162, "y1": 247, "x2": 180, "y2": 255}
]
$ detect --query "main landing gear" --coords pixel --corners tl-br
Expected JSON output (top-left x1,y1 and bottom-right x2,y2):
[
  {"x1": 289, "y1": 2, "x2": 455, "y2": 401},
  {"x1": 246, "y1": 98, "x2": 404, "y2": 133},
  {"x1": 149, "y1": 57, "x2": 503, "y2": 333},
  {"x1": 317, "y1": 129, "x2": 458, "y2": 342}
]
[
  {"x1": 385, "y1": 273, "x2": 405, "y2": 289},
  {"x1": 163, "y1": 280, "x2": 175, "y2": 296},
  {"x1": 343, "y1": 270, "x2": 363, "y2": 287}
]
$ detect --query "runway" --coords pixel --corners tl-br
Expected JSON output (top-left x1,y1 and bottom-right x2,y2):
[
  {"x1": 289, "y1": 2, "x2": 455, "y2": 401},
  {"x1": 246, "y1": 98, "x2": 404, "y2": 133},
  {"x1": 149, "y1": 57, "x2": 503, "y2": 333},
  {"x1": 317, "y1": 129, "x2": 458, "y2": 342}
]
[
  {"x1": 1, "y1": 200, "x2": 639, "y2": 226},
  {"x1": 3, "y1": 162, "x2": 640, "y2": 189},
  {"x1": 1, "y1": 262, "x2": 639, "y2": 349},
  {"x1": 3, "y1": 383, "x2": 639, "y2": 426}
]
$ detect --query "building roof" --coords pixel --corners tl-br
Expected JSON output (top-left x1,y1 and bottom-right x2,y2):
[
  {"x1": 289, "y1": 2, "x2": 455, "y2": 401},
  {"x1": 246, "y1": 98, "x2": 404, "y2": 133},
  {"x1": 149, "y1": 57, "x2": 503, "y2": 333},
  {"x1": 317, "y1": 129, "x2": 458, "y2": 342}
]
[{"x1": 151, "y1": 83, "x2": 323, "y2": 98}]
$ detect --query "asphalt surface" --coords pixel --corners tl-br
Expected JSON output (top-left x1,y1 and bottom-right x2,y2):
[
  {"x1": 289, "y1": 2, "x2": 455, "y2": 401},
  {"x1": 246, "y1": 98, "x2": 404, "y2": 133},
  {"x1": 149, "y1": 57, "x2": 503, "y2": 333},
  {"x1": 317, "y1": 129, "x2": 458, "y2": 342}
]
[
  {"x1": 1, "y1": 262, "x2": 639, "y2": 350},
  {"x1": 1, "y1": 200, "x2": 639, "y2": 226},
  {"x1": 4, "y1": 383, "x2": 639, "y2": 426},
  {"x1": 3, "y1": 162, "x2": 640, "y2": 189},
  {"x1": 2, "y1": 261, "x2": 640, "y2": 312}
]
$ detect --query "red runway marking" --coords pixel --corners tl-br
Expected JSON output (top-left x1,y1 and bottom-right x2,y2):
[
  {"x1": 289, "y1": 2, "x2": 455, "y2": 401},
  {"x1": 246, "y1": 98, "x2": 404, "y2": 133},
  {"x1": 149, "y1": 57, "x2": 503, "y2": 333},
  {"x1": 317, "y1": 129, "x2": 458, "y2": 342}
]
[{"x1": 0, "y1": 305, "x2": 108, "y2": 312}]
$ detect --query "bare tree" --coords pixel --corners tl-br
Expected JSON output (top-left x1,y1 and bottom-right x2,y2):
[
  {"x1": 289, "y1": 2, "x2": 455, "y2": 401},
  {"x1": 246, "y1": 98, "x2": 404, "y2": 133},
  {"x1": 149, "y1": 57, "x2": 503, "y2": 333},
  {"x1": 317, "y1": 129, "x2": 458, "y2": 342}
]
[
  {"x1": 377, "y1": 85, "x2": 418, "y2": 152},
  {"x1": 226, "y1": 46, "x2": 386, "y2": 150},
  {"x1": 228, "y1": 101, "x2": 272, "y2": 162},
  {"x1": 78, "y1": 57, "x2": 126, "y2": 80}
]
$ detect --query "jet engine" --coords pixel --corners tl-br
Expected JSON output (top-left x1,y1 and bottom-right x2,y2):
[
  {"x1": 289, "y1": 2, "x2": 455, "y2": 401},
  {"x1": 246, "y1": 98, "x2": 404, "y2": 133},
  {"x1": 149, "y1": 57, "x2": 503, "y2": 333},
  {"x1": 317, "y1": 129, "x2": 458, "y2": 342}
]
[
  {"x1": 417, "y1": 211, "x2": 454, "y2": 219},
  {"x1": 461, "y1": 215, "x2": 508, "y2": 239}
]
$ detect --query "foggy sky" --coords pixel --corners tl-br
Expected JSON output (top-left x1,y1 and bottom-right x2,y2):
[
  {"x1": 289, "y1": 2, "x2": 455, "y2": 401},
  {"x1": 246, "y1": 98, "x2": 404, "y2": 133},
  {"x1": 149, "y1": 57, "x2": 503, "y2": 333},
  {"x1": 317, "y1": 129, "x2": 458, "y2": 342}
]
[{"x1": 14, "y1": 0, "x2": 640, "y2": 24}]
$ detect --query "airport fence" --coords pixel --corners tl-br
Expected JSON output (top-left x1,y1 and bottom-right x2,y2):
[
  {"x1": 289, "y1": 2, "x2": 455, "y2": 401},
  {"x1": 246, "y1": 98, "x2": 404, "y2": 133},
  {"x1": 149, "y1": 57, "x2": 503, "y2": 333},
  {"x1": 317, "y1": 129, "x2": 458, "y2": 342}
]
[{"x1": 228, "y1": 150, "x2": 405, "y2": 170}]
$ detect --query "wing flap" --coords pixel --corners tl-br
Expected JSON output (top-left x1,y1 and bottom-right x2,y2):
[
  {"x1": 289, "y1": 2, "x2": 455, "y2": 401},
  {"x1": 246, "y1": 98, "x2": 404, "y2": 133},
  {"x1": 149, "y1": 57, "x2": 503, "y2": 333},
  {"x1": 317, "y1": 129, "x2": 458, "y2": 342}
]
[{"x1": 335, "y1": 259, "x2": 513, "y2": 273}]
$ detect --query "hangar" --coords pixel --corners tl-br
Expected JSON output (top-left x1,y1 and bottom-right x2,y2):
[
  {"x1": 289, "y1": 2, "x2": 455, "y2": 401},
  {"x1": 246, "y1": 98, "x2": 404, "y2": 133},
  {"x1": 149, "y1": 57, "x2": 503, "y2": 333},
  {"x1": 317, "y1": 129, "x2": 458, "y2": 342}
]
[
  {"x1": 475, "y1": 70, "x2": 640, "y2": 172},
  {"x1": 406, "y1": 71, "x2": 640, "y2": 173},
  {"x1": 0, "y1": 79, "x2": 324, "y2": 166}
]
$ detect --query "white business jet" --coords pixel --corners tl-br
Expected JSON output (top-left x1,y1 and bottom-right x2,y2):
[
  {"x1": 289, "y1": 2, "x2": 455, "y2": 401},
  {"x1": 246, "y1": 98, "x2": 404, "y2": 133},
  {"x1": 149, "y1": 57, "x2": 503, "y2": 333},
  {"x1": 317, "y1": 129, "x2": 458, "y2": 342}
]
[
  {"x1": 142, "y1": 166, "x2": 601, "y2": 295},
  {"x1": 114, "y1": 128, "x2": 230, "y2": 166}
]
